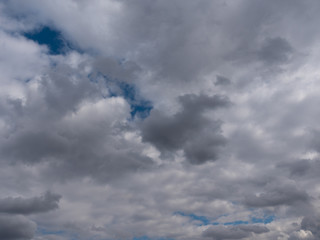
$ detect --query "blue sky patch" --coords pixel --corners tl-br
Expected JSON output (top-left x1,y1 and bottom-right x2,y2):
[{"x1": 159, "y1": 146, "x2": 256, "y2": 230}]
[
  {"x1": 224, "y1": 220, "x2": 249, "y2": 226},
  {"x1": 37, "y1": 228, "x2": 65, "y2": 236},
  {"x1": 130, "y1": 102, "x2": 153, "y2": 119},
  {"x1": 88, "y1": 72, "x2": 153, "y2": 119},
  {"x1": 87, "y1": 72, "x2": 153, "y2": 119},
  {"x1": 174, "y1": 212, "x2": 210, "y2": 226},
  {"x1": 117, "y1": 82, "x2": 153, "y2": 119},
  {"x1": 36, "y1": 227, "x2": 67, "y2": 239},
  {"x1": 37, "y1": 228, "x2": 80, "y2": 240},
  {"x1": 110, "y1": 81, "x2": 153, "y2": 119},
  {"x1": 251, "y1": 215, "x2": 275, "y2": 224},
  {"x1": 24, "y1": 26, "x2": 69, "y2": 55},
  {"x1": 174, "y1": 211, "x2": 275, "y2": 227}
]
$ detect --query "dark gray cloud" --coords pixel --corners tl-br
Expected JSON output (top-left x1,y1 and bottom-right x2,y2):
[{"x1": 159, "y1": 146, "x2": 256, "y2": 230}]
[
  {"x1": 215, "y1": 75, "x2": 231, "y2": 86},
  {"x1": 278, "y1": 159, "x2": 312, "y2": 177},
  {"x1": 277, "y1": 159, "x2": 320, "y2": 181},
  {"x1": 301, "y1": 215, "x2": 320, "y2": 238},
  {"x1": 0, "y1": 215, "x2": 36, "y2": 240},
  {"x1": 141, "y1": 94, "x2": 230, "y2": 164},
  {"x1": 244, "y1": 184, "x2": 310, "y2": 207},
  {"x1": 239, "y1": 225, "x2": 270, "y2": 234},
  {"x1": 257, "y1": 37, "x2": 293, "y2": 65},
  {"x1": 0, "y1": 192, "x2": 61, "y2": 215},
  {"x1": 203, "y1": 225, "x2": 269, "y2": 240}
]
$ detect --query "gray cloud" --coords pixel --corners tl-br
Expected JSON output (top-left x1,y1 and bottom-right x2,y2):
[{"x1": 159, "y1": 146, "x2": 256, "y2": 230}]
[
  {"x1": 92, "y1": 58, "x2": 141, "y2": 83},
  {"x1": 279, "y1": 159, "x2": 312, "y2": 177},
  {"x1": 0, "y1": 192, "x2": 61, "y2": 215},
  {"x1": 1, "y1": 0, "x2": 320, "y2": 239},
  {"x1": 301, "y1": 215, "x2": 320, "y2": 238},
  {"x1": 257, "y1": 37, "x2": 293, "y2": 65},
  {"x1": 215, "y1": 75, "x2": 231, "y2": 86},
  {"x1": 0, "y1": 59, "x2": 155, "y2": 182},
  {"x1": 141, "y1": 94, "x2": 230, "y2": 164},
  {"x1": 288, "y1": 215, "x2": 320, "y2": 240},
  {"x1": 203, "y1": 225, "x2": 269, "y2": 240},
  {"x1": 244, "y1": 184, "x2": 310, "y2": 207},
  {"x1": 0, "y1": 215, "x2": 36, "y2": 240},
  {"x1": 289, "y1": 233, "x2": 314, "y2": 240}
]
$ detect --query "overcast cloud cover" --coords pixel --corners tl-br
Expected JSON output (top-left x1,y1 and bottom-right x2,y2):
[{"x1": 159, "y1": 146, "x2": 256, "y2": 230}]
[{"x1": 1, "y1": 0, "x2": 320, "y2": 239}]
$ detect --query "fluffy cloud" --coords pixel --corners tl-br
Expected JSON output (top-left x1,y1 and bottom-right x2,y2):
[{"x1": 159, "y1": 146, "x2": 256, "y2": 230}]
[{"x1": 141, "y1": 94, "x2": 230, "y2": 164}]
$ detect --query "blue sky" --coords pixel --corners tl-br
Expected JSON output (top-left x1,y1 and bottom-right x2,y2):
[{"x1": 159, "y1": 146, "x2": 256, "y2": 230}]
[
  {"x1": 174, "y1": 211, "x2": 274, "y2": 227},
  {"x1": 24, "y1": 26, "x2": 67, "y2": 55}
]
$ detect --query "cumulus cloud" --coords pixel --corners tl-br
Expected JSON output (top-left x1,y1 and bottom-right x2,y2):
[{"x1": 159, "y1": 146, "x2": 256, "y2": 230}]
[
  {"x1": 300, "y1": 215, "x2": 320, "y2": 239},
  {"x1": 0, "y1": 55, "x2": 154, "y2": 182},
  {"x1": 141, "y1": 94, "x2": 230, "y2": 164}
]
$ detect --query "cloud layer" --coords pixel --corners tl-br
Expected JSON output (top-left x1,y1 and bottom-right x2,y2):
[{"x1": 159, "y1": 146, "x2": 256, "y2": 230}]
[{"x1": 1, "y1": 0, "x2": 320, "y2": 239}]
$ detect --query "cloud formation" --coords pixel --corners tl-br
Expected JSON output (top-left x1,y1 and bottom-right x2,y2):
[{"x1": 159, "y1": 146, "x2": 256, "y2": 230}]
[
  {"x1": 0, "y1": 192, "x2": 61, "y2": 215},
  {"x1": 0, "y1": 215, "x2": 36, "y2": 240},
  {"x1": 203, "y1": 225, "x2": 269, "y2": 240},
  {"x1": 1, "y1": 0, "x2": 320, "y2": 239},
  {"x1": 141, "y1": 94, "x2": 230, "y2": 164}
]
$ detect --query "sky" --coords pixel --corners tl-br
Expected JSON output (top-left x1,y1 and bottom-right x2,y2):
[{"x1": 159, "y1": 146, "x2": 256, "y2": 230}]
[{"x1": 1, "y1": 0, "x2": 320, "y2": 239}]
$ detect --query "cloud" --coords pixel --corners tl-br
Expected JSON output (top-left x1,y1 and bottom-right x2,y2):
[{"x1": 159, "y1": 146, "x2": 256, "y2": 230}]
[
  {"x1": 244, "y1": 184, "x2": 310, "y2": 207},
  {"x1": 0, "y1": 215, "x2": 36, "y2": 240},
  {"x1": 141, "y1": 94, "x2": 230, "y2": 164},
  {"x1": 257, "y1": 37, "x2": 293, "y2": 65},
  {"x1": 215, "y1": 75, "x2": 231, "y2": 86},
  {"x1": 289, "y1": 230, "x2": 314, "y2": 240},
  {"x1": 0, "y1": 55, "x2": 155, "y2": 182},
  {"x1": 0, "y1": 192, "x2": 61, "y2": 215},
  {"x1": 287, "y1": 215, "x2": 320, "y2": 240},
  {"x1": 203, "y1": 225, "x2": 269, "y2": 240},
  {"x1": 0, "y1": 28, "x2": 48, "y2": 84},
  {"x1": 1, "y1": 0, "x2": 320, "y2": 239},
  {"x1": 300, "y1": 215, "x2": 320, "y2": 238}
]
